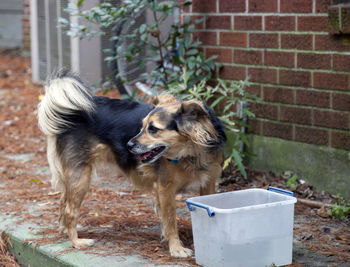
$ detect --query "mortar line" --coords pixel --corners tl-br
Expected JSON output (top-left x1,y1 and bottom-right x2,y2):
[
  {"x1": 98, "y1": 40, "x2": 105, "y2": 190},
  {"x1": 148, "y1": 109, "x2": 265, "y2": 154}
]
[
  {"x1": 200, "y1": 44, "x2": 350, "y2": 56},
  {"x1": 313, "y1": 0, "x2": 316, "y2": 14}
]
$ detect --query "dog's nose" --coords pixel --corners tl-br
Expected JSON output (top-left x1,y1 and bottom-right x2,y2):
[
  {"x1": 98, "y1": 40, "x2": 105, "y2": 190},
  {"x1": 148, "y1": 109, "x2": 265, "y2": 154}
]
[{"x1": 127, "y1": 140, "x2": 135, "y2": 151}]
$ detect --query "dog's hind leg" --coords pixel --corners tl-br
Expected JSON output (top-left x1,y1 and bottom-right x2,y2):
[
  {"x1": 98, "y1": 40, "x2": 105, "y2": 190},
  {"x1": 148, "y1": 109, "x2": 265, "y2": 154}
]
[
  {"x1": 64, "y1": 164, "x2": 94, "y2": 248},
  {"x1": 58, "y1": 191, "x2": 67, "y2": 233},
  {"x1": 46, "y1": 136, "x2": 67, "y2": 233}
]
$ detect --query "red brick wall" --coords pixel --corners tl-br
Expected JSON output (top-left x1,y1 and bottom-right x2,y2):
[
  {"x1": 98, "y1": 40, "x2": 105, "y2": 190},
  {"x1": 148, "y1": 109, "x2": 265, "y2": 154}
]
[
  {"x1": 22, "y1": 0, "x2": 31, "y2": 51},
  {"x1": 182, "y1": 0, "x2": 350, "y2": 150}
]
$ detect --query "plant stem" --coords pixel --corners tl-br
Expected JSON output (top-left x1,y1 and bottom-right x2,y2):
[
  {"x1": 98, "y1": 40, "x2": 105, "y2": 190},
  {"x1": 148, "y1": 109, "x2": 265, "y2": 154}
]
[{"x1": 152, "y1": 8, "x2": 168, "y2": 82}]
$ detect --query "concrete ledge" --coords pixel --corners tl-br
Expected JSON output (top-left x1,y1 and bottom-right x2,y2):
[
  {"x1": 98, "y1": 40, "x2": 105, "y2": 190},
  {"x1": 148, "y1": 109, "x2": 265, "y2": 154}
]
[
  {"x1": 0, "y1": 216, "x2": 178, "y2": 267},
  {"x1": 247, "y1": 135, "x2": 350, "y2": 198}
]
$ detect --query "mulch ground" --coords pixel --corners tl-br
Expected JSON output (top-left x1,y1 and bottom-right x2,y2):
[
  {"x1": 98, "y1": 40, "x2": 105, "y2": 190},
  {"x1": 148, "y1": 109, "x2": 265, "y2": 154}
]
[{"x1": 0, "y1": 50, "x2": 349, "y2": 266}]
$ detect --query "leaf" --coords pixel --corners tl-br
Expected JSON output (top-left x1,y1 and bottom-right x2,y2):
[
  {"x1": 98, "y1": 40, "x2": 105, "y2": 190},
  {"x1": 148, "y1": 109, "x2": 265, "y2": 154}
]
[
  {"x1": 286, "y1": 175, "x2": 298, "y2": 187},
  {"x1": 231, "y1": 149, "x2": 247, "y2": 179},
  {"x1": 223, "y1": 157, "x2": 232, "y2": 170},
  {"x1": 210, "y1": 95, "x2": 225, "y2": 109},
  {"x1": 139, "y1": 23, "x2": 147, "y2": 34},
  {"x1": 186, "y1": 49, "x2": 198, "y2": 56},
  {"x1": 77, "y1": 0, "x2": 84, "y2": 7},
  {"x1": 57, "y1": 17, "x2": 69, "y2": 25},
  {"x1": 29, "y1": 178, "x2": 42, "y2": 184},
  {"x1": 162, "y1": 4, "x2": 169, "y2": 12}
]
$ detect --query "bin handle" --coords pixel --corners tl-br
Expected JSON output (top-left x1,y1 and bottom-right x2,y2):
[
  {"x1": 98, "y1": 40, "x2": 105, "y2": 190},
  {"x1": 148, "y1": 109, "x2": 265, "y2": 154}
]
[
  {"x1": 268, "y1": 186, "x2": 294, "y2": 197},
  {"x1": 186, "y1": 200, "x2": 215, "y2": 218}
]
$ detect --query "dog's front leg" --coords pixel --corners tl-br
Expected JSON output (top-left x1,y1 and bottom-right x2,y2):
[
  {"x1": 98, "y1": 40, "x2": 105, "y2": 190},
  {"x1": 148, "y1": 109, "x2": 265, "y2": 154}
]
[{"x1": 157, "y1": 183, "x2": 192, "y2": 258}]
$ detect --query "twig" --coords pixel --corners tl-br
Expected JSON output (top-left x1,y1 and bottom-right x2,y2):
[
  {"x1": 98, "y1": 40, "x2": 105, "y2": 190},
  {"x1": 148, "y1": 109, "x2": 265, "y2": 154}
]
[{"x1": 297, "y1": 198, "x2": 333, "y2": 209}]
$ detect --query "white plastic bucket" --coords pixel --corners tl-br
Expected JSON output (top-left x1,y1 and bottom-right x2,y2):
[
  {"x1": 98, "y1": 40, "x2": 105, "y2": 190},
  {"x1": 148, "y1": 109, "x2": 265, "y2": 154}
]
[{"x1": 186, "y1": 187, "x2": 297, "y2": 267}]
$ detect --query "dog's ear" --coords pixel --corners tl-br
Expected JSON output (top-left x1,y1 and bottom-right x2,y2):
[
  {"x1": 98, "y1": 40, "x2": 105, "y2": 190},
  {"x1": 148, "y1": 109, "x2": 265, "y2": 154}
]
[
  {"x1": 151, "y1": 94, "x2": 177, "y2": 107},
  {"x1": 150, "y1": 96, "x2": 159, "y2": 107},
  {"x1": 180, "y1": 101, "x2": 208, "y2": 120},
  {"x1": 175, "y1": 100, "x2": 218, "y2": 146}
]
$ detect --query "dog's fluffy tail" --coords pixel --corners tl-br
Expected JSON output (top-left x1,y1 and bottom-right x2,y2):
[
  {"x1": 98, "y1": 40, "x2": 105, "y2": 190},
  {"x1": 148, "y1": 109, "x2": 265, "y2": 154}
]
[{"x1": 38, "y1": 70, "x2": 94, "y2": 136}]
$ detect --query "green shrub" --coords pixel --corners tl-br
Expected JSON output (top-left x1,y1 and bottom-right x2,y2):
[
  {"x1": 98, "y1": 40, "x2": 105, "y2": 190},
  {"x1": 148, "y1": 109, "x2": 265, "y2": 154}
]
[{"x1": 328, "y1": 194, "x2": 350, "y2": 219}]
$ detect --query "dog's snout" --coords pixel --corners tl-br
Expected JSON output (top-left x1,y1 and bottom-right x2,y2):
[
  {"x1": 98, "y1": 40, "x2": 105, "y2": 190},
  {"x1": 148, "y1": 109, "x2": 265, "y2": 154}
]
[{"x1": 127, "y1": 140, "x2": 135, "y2": 151}]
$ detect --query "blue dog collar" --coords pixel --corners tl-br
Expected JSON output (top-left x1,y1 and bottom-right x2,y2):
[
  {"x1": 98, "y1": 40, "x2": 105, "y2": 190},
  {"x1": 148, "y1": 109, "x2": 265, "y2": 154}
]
[{"x1": 168, "y1": 159, "x2": 179, "y2": 164}]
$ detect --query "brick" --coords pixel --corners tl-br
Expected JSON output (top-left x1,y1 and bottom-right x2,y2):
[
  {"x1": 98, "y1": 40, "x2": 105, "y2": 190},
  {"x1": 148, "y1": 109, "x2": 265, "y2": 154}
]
[
  {"x1": 331, "y1": 131, "x2": 350, "y2": 150},
  {"x1": 234, "y1": 50, "x2": 262, "y2": 65},
  {"x1": 206, "y1": 48, "x2": 233, "y2": 63},
  {"x1": 179, "y1": 0, "x2": 191, "y2": 13},
  {"x1": 248, "y1": 0, "x2": 278, "y2": 13},
  {"x1": 298, "y1": 16, "x2": 329, "y2": 32},
  {"x1": 245, "y1": 84, "x2": 262, "y2": 97},
  {"x1": 262, "y1": 121, "x2": 293, "y2": 140},
  {"x1": 250, "y1": 33, "x2": 279, "y2": 48},
  {"x1": 341, "y1": 4, "x2": 350, "y2": 34},
  {"x1": 248, "y1": 118, "x2": 261, "y2": 134},
  {"x1": 279, "y1": 70, "x2": 311, "y2": 87},
  {"x1": 206, "y1": 16, "x2": 232, "y2": 29},
  {"x1": 316, "y1": 0, "x2": 332, "y2": 13},
  {"x1": 248, "y1": 67, "x2": 277, "y2": 84},
  {"x1": 333, "y1": 54, "x2": 350, "y2": 72},
  {"x1": 296, "y1": 90, "x2": 330, "y2": 108},
  {"x1": 329, "y1": 4, "x2": 350, "y2": 34},
  {"x1": 251, "y1": 103, "x2": 278, "y2": 120},
  {"x1": 297, "y1": 53, "x2": 331, "y2": 70},
  {"x1": 314, "y1": 110, "x2": 349, "y2": 130},
  {"x1": 315, "y1": 35, "x2": 350, "y2": 52},
  {"x1": 264, "y1": 51, "x2": 294, "y2": 68},
  {"x1": 332, "y1": 93, "x2": 350, "y2": 111},
  {"x1": 281, "y1": 34, "x2": 313, "y2": 50},
  {"x1": 220, "y1": 32, "x2": 247, "y2": 47},
  {"x1": 192, "y1": 0, "x2": 216, "y2": 13},
  {"x1": 333, "y1": 0, "x2": 350, "y2": 4},
  {"x1": 295, "y1": 126, "x2": 329, "y2": 145},
  {"x1": 219, "y1": 0, "x2": 246, "y2": 12},
  {"x1": 314, "y1": 72, "x2": 349, "y2": 91},
  {"x1": 183, "y1": 16, "x2": 205, "y2": 29},
  {"x1": 263, "y1": 86, "x2": 294, "y2": 104},
  {"x1": 328, "y1": 5, "x2": 340, "y2": 34},
  {"x1": 280, "y1": 106, "x2": 312, "y2": 125},
  {"x1": 234, "y1": 16, "x2": 262, "y2": 31},
  {"x1": 280, "y1": 0, "x2": 313, "y2": 13},
  {"x1": 219, "y1": 65, "x2": 246, "y2": 80},
  {"x1": 194, "y1": 31, "x2": 217, "y2": 46},
  {"x1": 265, "y1": 16, "x2": 295, "y2": 31}
]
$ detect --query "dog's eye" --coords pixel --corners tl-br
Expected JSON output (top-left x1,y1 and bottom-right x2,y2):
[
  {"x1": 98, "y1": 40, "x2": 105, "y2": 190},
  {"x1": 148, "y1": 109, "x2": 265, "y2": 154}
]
[{"x1": 148, "y1": 124, "x2": 160, "y2": 135}]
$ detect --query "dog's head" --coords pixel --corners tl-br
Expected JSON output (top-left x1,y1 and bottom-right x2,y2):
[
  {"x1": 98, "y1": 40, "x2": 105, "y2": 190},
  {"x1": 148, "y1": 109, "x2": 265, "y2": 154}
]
[{"x1": 127, "y1": 94, "x2": 222, "y2": 164}]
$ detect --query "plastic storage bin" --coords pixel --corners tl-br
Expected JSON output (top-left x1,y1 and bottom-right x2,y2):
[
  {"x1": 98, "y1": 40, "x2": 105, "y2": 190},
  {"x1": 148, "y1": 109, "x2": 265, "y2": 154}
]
[{"x1": 186, "y1": 187, "x2": 297, "y2": 267}]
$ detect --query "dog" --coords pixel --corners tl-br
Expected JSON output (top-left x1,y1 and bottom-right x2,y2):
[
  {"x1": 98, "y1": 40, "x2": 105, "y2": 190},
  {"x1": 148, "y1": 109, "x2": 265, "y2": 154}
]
[{"x1": 37, "y1": 71, "x2": 226, "y2": 257}]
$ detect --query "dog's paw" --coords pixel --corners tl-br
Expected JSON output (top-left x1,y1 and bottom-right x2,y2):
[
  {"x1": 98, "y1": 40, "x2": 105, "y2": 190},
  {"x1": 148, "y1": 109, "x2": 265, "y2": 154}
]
[
  {"x1": 58, "y1": 226, "x2": 67, "y2": 234},
  {"x1": 170, "y1": 246, "x2": 193, "y2": 258},
  {"x1": 72, "y1": 238, "x2": 95, "y2": 249}
]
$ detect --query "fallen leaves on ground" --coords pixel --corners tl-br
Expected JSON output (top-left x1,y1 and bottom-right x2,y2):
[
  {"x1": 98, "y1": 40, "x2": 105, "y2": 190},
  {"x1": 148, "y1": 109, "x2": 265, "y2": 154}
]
[{"x1": 0, "y1": 50, "x2": 349, "y2": 266}]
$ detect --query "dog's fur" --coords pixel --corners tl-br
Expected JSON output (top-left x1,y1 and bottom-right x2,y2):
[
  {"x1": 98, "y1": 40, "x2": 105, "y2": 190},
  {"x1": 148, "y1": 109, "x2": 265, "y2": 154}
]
[{"x1": 38, "y1": 71, "x2": 226, "y2": 257}]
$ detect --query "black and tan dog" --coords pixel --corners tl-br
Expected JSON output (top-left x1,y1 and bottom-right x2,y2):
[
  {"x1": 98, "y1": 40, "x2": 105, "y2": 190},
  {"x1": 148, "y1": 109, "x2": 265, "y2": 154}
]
[{"x1": 38, "y1": 71, "x2": 226, "y2": 257}]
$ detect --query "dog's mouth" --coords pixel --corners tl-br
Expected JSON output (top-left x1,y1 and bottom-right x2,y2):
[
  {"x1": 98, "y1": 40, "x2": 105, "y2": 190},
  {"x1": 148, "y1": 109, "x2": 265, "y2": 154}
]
[{"x1": 139, "y1": 145, "x2": 168, "y2": 163}]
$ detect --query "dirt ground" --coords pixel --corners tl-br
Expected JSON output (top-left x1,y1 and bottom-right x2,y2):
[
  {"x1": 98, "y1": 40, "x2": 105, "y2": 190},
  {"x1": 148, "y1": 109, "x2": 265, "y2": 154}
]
[{"x1": 0, "y1": 50, "x2": 349, "y2": 266}]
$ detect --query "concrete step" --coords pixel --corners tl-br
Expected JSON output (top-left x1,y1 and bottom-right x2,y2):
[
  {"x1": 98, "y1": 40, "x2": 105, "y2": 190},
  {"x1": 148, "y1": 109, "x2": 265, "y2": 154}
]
[{"x1": 0, "y1": 215, "x2": 183, "y2": 267}]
